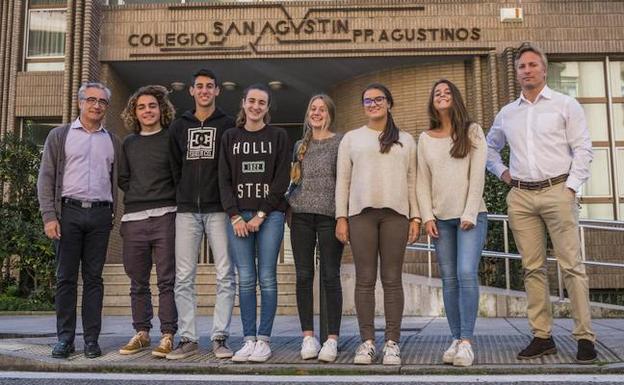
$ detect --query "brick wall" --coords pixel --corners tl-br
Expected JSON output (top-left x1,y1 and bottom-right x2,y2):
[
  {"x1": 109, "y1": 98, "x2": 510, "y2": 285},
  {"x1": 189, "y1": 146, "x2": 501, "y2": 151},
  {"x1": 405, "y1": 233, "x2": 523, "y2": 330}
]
[
  {"x1": 14, "y1": 72, "x2": 64, "y2": 118},
  {"x1": 101, "y1": 63, "x2": 132, "y2": 264},
  {"x1": 329, "y1": 60, "x2": 467, "y2": 138}
]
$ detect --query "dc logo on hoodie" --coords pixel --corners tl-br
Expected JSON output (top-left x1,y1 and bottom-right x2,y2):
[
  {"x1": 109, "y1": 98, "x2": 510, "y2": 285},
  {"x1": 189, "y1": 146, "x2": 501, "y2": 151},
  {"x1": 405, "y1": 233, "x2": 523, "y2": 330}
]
[{"x1": 187, "y1": 127, "x2": 216, "y2": 160}]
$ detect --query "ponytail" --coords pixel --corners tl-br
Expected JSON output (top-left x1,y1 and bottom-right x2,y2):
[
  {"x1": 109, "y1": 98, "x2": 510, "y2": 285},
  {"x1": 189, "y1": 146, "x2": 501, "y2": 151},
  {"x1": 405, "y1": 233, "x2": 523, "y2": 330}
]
[
  {"x1": 379, "y1": 111, "x2": 402, "y2": 153},
  {"x1": 362, "y1": 83, "x2": 402, "y2": 154}
]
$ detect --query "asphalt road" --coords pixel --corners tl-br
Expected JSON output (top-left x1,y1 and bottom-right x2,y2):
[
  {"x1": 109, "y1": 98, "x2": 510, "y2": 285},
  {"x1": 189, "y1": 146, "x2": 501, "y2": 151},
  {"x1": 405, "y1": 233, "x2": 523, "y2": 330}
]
[{"x1": 2, "y1": 373, "x2": 624, "y2": 385}]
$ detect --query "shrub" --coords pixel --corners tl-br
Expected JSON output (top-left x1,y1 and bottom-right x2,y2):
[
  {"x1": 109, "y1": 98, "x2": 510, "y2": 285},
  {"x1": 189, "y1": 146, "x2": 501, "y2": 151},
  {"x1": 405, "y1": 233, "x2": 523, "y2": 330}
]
[
  {"x1": 481, "y1": 146, "x2": 523, "y2": 290},
  {"x1": 0, "y1": 133, "x2": 55, "y2": 301}
]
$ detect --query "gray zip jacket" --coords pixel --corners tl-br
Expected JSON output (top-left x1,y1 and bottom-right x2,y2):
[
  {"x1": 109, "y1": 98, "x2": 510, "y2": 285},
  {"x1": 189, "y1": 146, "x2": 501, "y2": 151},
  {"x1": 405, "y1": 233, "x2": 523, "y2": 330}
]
[{"x1": 37, "y1": 123, "x2": 121, "y2": 224}]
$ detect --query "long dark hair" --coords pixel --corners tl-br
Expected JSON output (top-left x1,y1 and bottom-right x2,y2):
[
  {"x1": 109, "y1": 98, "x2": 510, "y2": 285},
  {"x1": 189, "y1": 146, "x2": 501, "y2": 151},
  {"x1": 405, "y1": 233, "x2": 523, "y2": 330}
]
[
  {"x1": 361, "y1": 83, "x2": 401, "y2": 154},
  {"x1": 290, "y1": 94, "x2": 336, "y2": 184},
  {"x1": 235, "y1": 83, "x2": 272, "y2": 128},
  {"x1": 427, "y1": 79, "x2": 474, "y2": 159}
]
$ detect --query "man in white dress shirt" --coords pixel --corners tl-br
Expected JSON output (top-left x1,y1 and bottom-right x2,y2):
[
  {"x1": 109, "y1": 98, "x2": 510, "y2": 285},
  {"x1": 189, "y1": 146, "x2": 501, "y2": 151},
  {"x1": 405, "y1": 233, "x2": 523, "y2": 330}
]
[{"x1": 486, "y1": 42, "x2": 596, "y2": 363}]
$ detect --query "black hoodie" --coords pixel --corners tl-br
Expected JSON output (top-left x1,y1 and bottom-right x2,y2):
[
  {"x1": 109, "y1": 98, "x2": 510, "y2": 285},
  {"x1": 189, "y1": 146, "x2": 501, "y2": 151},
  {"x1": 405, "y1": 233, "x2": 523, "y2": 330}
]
[{"x1": 169, "y1": 108, "x2": 235, "y2": 213}]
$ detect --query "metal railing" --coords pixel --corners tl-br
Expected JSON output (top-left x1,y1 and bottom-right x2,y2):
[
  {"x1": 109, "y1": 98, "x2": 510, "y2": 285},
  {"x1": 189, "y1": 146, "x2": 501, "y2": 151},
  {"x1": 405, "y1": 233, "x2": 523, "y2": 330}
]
[{"x1": 406, "y1": 214, "x2": 624, "y2": 302}]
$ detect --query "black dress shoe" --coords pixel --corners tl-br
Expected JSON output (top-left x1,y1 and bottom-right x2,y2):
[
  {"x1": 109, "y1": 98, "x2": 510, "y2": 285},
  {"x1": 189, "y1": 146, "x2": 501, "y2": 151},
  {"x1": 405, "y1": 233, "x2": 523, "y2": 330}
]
[
  {"x1": 517, "y1": 337, "x2": 557, "y2": 359},
  {"x1": 51, "y1": 341, "x2": 75, "y2": 358},
  {"x1": 84, "y1": 341, "x2": 102, "y2": 359},
  {"x1": 576, "y1": 339, "x2": 597, "y2": 364}
]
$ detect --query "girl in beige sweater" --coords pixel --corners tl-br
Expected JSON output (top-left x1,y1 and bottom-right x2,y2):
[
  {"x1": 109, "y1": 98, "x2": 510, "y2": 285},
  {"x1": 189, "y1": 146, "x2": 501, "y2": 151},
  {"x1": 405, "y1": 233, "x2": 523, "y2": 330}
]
[
  {"x1": 417, "y1": 79, "x2": 488, "y2": 367},
  {"x1": 335, "y1": 83, "x2": 420, "y2": 366}
]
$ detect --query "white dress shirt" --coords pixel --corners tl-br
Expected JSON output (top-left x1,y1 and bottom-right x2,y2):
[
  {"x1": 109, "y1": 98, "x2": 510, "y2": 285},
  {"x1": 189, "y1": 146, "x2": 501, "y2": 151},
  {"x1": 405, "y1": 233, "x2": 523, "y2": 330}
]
[{"x1": 486, "y1": 85, "x2": 593, "y2": 192}]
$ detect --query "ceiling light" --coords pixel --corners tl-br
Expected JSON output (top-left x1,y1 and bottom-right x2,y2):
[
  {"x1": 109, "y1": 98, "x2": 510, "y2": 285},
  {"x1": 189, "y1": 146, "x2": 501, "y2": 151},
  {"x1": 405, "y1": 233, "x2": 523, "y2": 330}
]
[
  {"x1": 268, "y1": 81, "x2": 284, "y2": 91},
  {"x1": 170, "y1": 81, "x2": 185, "y2": 92},
  {"x1": 221, "y1": 81, "x2": 237, "y2": 91}
]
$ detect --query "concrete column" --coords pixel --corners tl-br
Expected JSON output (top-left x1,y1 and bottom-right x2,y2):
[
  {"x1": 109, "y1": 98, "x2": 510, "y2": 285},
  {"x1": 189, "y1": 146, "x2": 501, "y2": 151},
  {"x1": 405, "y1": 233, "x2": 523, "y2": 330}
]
[
  {"x1": 62, "y1": 0, "x2": 75, "y2": 123},
  {"x1": 473, "y1": 55, "x2": 484, "y2": 125},
  {"x1": 6, "y1": 0, "x2": 24, "y2": 134},
  {"x1": 70, "y1": 0, "x2": 84, "y2": 119},
  {"x1": 505, "y1": 48, "x2": 517, "y2": 102},
  {"x1": 0, "y1": 0, "x2": 14, "y2": 135},
  {"x1": 488, "y1": 50, "x2": 499, "y2": 126}
]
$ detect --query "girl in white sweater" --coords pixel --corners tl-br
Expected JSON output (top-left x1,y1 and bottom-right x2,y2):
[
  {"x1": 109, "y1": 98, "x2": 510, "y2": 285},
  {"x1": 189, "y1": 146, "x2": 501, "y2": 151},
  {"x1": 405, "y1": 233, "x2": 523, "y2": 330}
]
[
  {"x1": 335, "y1": 83, "x2": 420, "y2": 366},
  {"x1": 417, "y1": 79, "x2": 488, "y2": 367}
]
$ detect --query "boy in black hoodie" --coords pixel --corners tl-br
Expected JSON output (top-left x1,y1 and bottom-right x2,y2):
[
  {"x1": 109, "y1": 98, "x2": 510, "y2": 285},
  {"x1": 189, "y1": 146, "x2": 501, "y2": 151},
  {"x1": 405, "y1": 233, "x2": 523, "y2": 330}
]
[{"x1": 166, "y1": 69, "x2": 236, "y2": 360}]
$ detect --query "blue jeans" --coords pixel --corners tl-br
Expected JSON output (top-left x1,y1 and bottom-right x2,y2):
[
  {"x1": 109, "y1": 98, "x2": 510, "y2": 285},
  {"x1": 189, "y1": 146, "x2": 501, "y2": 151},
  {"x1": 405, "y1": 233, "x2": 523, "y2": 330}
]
[
  {"x1": 227, "y1": 211, "x2": 285, "y2": 341},
  {"x1": 433, "y1": 212, "x2": 488, "y2": 340},
  {"x1": 174, "y1": 212, "x2": 235, "y2": 342}
]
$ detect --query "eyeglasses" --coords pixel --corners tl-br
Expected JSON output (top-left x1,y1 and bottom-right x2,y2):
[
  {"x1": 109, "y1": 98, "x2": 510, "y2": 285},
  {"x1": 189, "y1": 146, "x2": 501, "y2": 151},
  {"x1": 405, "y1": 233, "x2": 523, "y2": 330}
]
[
  {"x1": 82, "y1": 97, "x2": 109, "y2": 107},
  {"x1": 363, "y1": 96, "x2": 387, "y2": 107}
]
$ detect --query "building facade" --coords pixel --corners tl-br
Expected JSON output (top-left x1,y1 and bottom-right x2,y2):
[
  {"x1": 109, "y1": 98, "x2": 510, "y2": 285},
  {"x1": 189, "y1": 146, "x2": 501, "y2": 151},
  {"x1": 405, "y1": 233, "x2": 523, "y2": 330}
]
[{"x1": 1, "y1": 0, "x2": 623, "y2": 270}]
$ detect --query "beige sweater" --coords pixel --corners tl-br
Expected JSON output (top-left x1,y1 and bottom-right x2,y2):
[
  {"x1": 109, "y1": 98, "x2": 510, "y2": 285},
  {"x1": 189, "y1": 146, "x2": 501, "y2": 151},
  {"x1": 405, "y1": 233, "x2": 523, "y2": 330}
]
[
  {"x1": 335, "y1": 126, "x2": 419, "y2": 219},
  {"x1": 416, "y1": 123, "x2": 488, "y2": 225}
]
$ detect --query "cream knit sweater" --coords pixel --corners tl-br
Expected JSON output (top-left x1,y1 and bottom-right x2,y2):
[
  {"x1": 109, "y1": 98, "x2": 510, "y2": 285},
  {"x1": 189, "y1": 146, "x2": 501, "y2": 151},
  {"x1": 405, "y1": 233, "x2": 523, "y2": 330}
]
[
  {"x1": 416, "y1": 123, "x2": 488, "y2": 225},
  {"x1": 335, "y1": 126, "x2": 419, "y2": 219}
]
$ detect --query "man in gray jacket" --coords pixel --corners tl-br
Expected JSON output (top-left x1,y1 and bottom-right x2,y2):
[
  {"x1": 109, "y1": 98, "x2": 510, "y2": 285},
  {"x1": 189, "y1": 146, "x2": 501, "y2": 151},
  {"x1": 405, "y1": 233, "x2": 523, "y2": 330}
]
[{"x1": 37, "y1": 82, "x2": 120, "y2": 359}]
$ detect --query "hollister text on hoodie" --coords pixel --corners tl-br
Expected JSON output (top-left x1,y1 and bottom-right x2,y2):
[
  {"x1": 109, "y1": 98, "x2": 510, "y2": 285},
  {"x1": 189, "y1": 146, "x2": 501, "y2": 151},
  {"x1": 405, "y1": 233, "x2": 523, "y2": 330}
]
[{"x1": 218, "y1": 124, "x2": 291, "y2": 216}]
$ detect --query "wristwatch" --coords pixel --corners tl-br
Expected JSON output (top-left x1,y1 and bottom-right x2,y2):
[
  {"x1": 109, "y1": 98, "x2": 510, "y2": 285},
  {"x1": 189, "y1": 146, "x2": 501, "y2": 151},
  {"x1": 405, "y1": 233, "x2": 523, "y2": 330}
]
[{"x1": 257, "y1": 211, "x2": 266, "y2": 219}]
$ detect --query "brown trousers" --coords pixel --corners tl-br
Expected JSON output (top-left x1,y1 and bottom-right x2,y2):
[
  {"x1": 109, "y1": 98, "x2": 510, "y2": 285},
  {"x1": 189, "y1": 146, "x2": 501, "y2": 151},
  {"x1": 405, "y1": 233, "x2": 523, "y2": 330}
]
[
  {"x1": 507, "y1": 182, "x2": 595, "y2": 342},
  {"x1": 349, "y1": 208, "x2": 409, "y2": 343},
  {"x1": 120, "y1": 212, "x2": 178, "y2": 335}
]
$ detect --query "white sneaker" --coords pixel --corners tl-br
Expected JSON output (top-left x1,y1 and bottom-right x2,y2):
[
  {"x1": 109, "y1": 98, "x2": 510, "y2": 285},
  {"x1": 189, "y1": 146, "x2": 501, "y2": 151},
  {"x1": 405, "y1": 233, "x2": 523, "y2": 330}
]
[
  {"x1": 248, "y1": 340, "x2": 272, "y2": 362},
  {"x1": 453, "y1": 342, "x2": 474, "y2": 367},
  {"x1": 353, "y1": 341, "x2": 376, "y2": 365},
  {"x1": 232, "y1": 340, "x2": 256, "y2": 362},
  {"x1": 318, "y1": 339, "x2": 338, "y2": 362},
  {"x1": 382, "y1": 340, "x2": 401, "y2": 365},
  {"x1": 442, "y1": 339, "x2": 461, "y2": 364},
  {"x1": 300, "y1": 336, "x2": 321, "y2": 360}
]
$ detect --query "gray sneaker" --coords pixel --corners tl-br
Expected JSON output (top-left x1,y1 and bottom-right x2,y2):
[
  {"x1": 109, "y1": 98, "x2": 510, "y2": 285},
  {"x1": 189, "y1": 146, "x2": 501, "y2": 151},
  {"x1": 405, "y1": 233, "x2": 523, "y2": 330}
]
[
  {"x1": 212, "y1": 337, "x2": 233, "y2": 359},
  {"x1": 165, "y1": 339, "x2": 198, "y2": 360}
]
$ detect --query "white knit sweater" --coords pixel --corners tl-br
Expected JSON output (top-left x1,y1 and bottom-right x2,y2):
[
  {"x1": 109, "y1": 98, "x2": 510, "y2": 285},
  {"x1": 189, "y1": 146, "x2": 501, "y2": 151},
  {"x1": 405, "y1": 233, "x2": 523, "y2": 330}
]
[
  {"x1": 416, "y1": 123, "x2": 488, "y2": 225},
  {"x1": 335, "y1": 126, "x2": 419, "y2": 219}
]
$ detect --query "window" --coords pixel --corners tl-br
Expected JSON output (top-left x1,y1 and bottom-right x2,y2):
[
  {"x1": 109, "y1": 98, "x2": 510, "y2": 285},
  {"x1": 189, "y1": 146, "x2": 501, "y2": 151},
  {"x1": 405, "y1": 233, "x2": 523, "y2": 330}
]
[
  {"x1": 24, "y1": 1, "x2": 66, "y2": 72},
  {"x1": 548, "y1": 59, "x2": 624, "y2": 220},
  {"x1": 548, "y1": 62, "x2": 605, "y2": 98},
  {"x1": 29, "y1": 0, "x2": 66, "y2": 4},
  {"x1": 20, "y1": 118, "x2": 60, "y2": 147},
  {"x1": 611, "y1": 61, "x2": 624, "y2": 217}
]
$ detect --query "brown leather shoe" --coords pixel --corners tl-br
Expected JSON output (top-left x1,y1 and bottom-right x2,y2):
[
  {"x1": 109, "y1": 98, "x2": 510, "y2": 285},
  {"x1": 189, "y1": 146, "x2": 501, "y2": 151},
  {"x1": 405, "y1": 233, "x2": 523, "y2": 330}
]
[
  {"x1": 119, "y1": 331, "x2": 150, "y2": 355},
  {"x1": 517, "y1": 337, "x2": 557, "y2": 359},
  {"x1": 152, "y1": 333, "x2": 174, "y2": 358}
]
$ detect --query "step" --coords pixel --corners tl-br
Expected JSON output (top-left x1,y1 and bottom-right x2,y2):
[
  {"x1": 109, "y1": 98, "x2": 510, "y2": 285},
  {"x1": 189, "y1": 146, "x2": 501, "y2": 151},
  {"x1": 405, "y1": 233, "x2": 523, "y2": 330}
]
[
  {"x1": 78, "y1": 292, "x2": 298, "y2": 307},
  {"x1": 100, "y1": 282, "x2": 296, "y2": 296},
  {"x1": 98, "y1": 305, "x2": 299, "y2": 316},
  {"x1": 101, "y1": 263, "x2": 296, "y2": 275},
  {"x1": 98, "y1": 271, "x2": 298, "y2": 284}
]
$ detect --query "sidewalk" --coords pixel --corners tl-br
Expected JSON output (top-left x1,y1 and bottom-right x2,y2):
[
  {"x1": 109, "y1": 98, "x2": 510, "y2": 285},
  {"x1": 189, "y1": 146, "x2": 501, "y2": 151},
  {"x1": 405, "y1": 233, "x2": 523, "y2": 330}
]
[{"x1": 0, "y1": 315, "x2": 623, "y2": 375}]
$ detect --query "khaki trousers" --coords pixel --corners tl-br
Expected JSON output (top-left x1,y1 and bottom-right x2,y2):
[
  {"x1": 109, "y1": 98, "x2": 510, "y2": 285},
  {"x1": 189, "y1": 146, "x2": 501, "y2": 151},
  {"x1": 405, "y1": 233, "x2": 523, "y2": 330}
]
[{"x1": 507, "y1": 182, "x2": 595, "y2": 342}]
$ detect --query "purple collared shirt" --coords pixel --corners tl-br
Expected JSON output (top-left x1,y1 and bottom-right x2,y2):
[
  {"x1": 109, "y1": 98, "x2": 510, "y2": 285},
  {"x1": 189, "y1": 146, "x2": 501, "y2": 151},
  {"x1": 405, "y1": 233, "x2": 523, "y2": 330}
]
[{"x1": 61, "y1": 118, "x2": 115, "y2": 202}]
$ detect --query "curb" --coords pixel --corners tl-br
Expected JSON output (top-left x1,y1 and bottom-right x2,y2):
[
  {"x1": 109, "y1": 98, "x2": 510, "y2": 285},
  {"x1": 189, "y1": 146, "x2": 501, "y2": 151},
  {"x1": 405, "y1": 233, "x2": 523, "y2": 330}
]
[{"x1": 1, "y1": 351, "x2": 622, "y2": 376}]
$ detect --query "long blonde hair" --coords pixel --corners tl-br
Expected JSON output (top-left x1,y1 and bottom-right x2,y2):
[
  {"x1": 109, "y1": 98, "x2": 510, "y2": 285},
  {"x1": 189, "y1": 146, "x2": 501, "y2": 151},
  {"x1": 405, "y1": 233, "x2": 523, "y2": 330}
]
[{"x1": 290, "y1": 94, "x2": 336, "y2": 184}]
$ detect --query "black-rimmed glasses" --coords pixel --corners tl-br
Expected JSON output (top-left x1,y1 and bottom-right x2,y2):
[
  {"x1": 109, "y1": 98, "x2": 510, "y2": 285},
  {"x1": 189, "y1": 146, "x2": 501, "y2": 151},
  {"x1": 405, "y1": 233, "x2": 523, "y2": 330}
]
[
  {"x1": 363, "y1": 96, "x2": 387, "y2": 107},
  {"x1": 82, "y1": 97, "x2": 109, "y2": 107}
]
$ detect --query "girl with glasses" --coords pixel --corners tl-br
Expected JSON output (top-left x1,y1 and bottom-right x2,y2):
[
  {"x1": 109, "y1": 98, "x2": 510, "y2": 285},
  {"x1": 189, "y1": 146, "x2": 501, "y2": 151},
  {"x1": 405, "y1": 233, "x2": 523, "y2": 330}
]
[{"x1": 335, "y1": 83, "x2": 420, "y2": 365}]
